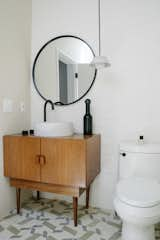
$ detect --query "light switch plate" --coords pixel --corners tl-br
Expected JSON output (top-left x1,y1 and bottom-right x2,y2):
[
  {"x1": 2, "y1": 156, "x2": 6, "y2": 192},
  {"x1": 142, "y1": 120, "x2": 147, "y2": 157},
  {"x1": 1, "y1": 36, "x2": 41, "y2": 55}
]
[{"x1": 3, "y1": 98, "x2": 13, "y2": 112}]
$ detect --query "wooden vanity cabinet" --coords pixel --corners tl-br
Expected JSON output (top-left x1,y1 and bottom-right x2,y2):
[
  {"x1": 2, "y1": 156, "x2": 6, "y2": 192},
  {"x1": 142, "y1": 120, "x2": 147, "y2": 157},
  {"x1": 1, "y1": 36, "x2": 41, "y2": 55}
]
[{"x1": 3, "y1": 134, "x2": 100, "y2": 226}]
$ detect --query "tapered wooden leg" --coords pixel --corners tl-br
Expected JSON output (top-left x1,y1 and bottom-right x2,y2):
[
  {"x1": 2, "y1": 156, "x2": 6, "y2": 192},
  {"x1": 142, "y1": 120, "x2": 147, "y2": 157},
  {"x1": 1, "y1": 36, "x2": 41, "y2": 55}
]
[
  {"x1": 73, "y1": 197, "x2": 78, "y2": 226},
  {"x1": 16, "y1": 188, "x2": 21, "y2": 214},
  {"x1": 86, "y1": 186, "x2": 90, "y2": 209},
  {"x1": 37, "y1": 191, "x2": 40, "y2": 200}
]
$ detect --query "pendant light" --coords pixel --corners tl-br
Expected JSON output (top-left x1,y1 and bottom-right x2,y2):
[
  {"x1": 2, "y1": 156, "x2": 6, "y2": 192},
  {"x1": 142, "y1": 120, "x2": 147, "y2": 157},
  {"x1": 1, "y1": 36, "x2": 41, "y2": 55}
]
[{"x1": 91, "y1": 0, "x2": 111, "y2": 69}]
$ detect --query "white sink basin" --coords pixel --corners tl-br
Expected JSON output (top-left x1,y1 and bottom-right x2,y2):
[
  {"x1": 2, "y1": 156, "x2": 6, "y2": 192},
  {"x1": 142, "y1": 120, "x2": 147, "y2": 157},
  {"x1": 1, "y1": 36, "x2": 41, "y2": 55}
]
[{"x1": 35, "y1": 122, "x2": 74, "y2": 137}]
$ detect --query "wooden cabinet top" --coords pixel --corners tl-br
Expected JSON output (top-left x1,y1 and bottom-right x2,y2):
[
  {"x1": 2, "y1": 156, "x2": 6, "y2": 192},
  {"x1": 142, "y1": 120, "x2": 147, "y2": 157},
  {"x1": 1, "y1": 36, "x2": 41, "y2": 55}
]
[{"x1": 4, "y1": 134, "x2": 100, "y2": 141}]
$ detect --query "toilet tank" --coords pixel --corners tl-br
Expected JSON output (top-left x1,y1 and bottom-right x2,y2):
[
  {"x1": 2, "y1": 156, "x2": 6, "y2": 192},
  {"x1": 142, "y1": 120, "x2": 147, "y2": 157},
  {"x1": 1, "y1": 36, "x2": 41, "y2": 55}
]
[{"x1": 119, "y1": 141, "x2": 160, "y2": 182}]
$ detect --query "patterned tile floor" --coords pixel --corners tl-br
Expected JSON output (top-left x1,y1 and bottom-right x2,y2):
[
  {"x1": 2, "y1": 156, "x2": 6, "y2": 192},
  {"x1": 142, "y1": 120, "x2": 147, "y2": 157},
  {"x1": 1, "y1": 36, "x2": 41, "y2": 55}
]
[{"x1": 0, "y1": 198, "x2": 160, "y2": 240}]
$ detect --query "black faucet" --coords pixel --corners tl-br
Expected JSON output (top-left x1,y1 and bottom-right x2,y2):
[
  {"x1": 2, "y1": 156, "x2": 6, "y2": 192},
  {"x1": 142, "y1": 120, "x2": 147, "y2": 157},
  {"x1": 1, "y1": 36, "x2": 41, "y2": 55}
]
[{"x1": 44, "y1": 100, "x2": 54, "y2": 122}]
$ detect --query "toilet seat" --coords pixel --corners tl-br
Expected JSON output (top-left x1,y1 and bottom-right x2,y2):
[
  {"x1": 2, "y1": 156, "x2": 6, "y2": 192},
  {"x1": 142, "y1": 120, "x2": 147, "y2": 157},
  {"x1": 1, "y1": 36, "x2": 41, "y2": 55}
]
[{"x1": 116, "y1": 177, "x2": 160, "y2": 208}]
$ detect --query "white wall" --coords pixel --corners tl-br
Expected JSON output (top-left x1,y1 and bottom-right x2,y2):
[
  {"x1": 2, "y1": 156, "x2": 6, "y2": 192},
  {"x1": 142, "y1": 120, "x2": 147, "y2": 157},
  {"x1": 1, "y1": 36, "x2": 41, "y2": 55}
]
[
  {"x1": 0, "y1": 0, "x2": 32, "y2": 217},
  {"x1": 31, "y1": 0, "x2": 160, "y2": 209}
]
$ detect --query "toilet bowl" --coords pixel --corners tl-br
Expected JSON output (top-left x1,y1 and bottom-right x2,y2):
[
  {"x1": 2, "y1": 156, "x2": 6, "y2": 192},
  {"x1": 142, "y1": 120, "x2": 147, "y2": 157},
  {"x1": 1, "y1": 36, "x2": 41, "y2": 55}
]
[
  {"x1": 114, "y1": 177, "x2": 160, "y2": 240},
  {"x1": 114, "y1": 141, "x2": 160, "y2": 240}
]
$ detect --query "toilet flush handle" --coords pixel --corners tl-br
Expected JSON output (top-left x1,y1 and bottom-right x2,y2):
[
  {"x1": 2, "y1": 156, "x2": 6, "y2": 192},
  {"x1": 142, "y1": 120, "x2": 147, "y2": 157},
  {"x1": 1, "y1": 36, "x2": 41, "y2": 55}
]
[{"x1": 120, "y1": 152, "x2": 126, "y2": 157}]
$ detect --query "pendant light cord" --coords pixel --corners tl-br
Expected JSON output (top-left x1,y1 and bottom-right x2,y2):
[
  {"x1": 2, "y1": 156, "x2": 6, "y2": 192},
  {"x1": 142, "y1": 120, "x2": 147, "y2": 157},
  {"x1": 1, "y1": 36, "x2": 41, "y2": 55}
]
[{"x1": 98, "y1": 0, "x2": 101, "y2": 56}]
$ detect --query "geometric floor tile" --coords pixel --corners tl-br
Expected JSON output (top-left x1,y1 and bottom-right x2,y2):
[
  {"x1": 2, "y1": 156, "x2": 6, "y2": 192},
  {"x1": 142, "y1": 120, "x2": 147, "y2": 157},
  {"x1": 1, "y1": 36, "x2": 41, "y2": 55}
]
[{"x1": 0, "y1": 198, "x2": 159, "y2": 240}]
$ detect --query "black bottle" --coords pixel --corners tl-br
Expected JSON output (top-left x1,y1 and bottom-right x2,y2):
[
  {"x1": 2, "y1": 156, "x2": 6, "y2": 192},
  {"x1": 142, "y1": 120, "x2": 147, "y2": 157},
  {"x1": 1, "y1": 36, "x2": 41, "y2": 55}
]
[{"x1": 83, "y1": 99, "x2": 92, "y2": 135}]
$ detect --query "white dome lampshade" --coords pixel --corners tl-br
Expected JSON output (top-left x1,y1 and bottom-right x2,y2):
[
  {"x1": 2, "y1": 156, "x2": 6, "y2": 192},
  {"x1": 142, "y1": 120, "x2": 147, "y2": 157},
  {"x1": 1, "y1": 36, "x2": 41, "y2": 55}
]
[{"x1": 90, "y1": 55, "x2": 111, "y2": 69}]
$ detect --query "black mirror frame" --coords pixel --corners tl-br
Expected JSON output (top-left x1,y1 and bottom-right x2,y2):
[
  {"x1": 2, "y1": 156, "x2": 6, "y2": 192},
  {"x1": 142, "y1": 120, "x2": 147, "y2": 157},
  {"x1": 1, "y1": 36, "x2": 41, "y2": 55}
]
[{"x1": 32, "y1": 35, "x2": 97, "y2": 106}]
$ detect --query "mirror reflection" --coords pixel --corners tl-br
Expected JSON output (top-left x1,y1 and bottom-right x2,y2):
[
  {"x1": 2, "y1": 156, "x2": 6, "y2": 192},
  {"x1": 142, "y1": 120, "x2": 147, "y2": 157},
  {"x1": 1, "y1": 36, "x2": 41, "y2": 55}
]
[{"x1": 33, "y1": 36, "x2": 96, "y2": 105}]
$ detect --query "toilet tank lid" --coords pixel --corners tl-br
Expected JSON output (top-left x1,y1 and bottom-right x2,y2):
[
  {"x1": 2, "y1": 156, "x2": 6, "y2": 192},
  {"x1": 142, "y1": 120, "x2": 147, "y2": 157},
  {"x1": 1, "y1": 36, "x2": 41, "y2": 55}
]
[{"x1": 120, "y1": 141, "x2": 160, "y2": 153}]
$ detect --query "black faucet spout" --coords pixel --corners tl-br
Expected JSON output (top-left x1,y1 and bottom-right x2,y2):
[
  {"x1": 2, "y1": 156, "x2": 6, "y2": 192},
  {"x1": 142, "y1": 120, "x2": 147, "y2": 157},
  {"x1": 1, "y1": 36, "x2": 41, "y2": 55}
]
[{"x1": 44, "y1": 100, "x2": 54, "y2": 122}]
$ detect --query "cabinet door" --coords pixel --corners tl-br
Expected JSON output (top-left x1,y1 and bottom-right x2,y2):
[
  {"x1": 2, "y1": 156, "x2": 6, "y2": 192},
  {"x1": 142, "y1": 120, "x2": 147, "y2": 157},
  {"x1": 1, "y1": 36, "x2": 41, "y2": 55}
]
[
  {"x1": 41, "y1": 138, "x2": 86, "y2": 187},
  {"x1": 4, "y1": 136, "x2": 41, "y2": 181}
]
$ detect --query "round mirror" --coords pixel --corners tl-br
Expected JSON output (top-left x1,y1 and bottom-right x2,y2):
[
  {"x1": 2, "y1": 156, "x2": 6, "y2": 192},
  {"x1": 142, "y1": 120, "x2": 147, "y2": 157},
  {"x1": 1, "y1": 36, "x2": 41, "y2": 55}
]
[{"x1": 32, "y1": 35, "x2": 97, "y2": 105}]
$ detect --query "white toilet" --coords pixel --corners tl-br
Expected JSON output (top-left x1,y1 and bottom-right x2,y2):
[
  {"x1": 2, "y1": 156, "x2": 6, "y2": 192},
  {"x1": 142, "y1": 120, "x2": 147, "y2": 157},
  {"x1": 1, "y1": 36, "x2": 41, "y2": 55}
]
[{"x1": 114, "y1": 141, "x2": 160, "y2": 240}]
